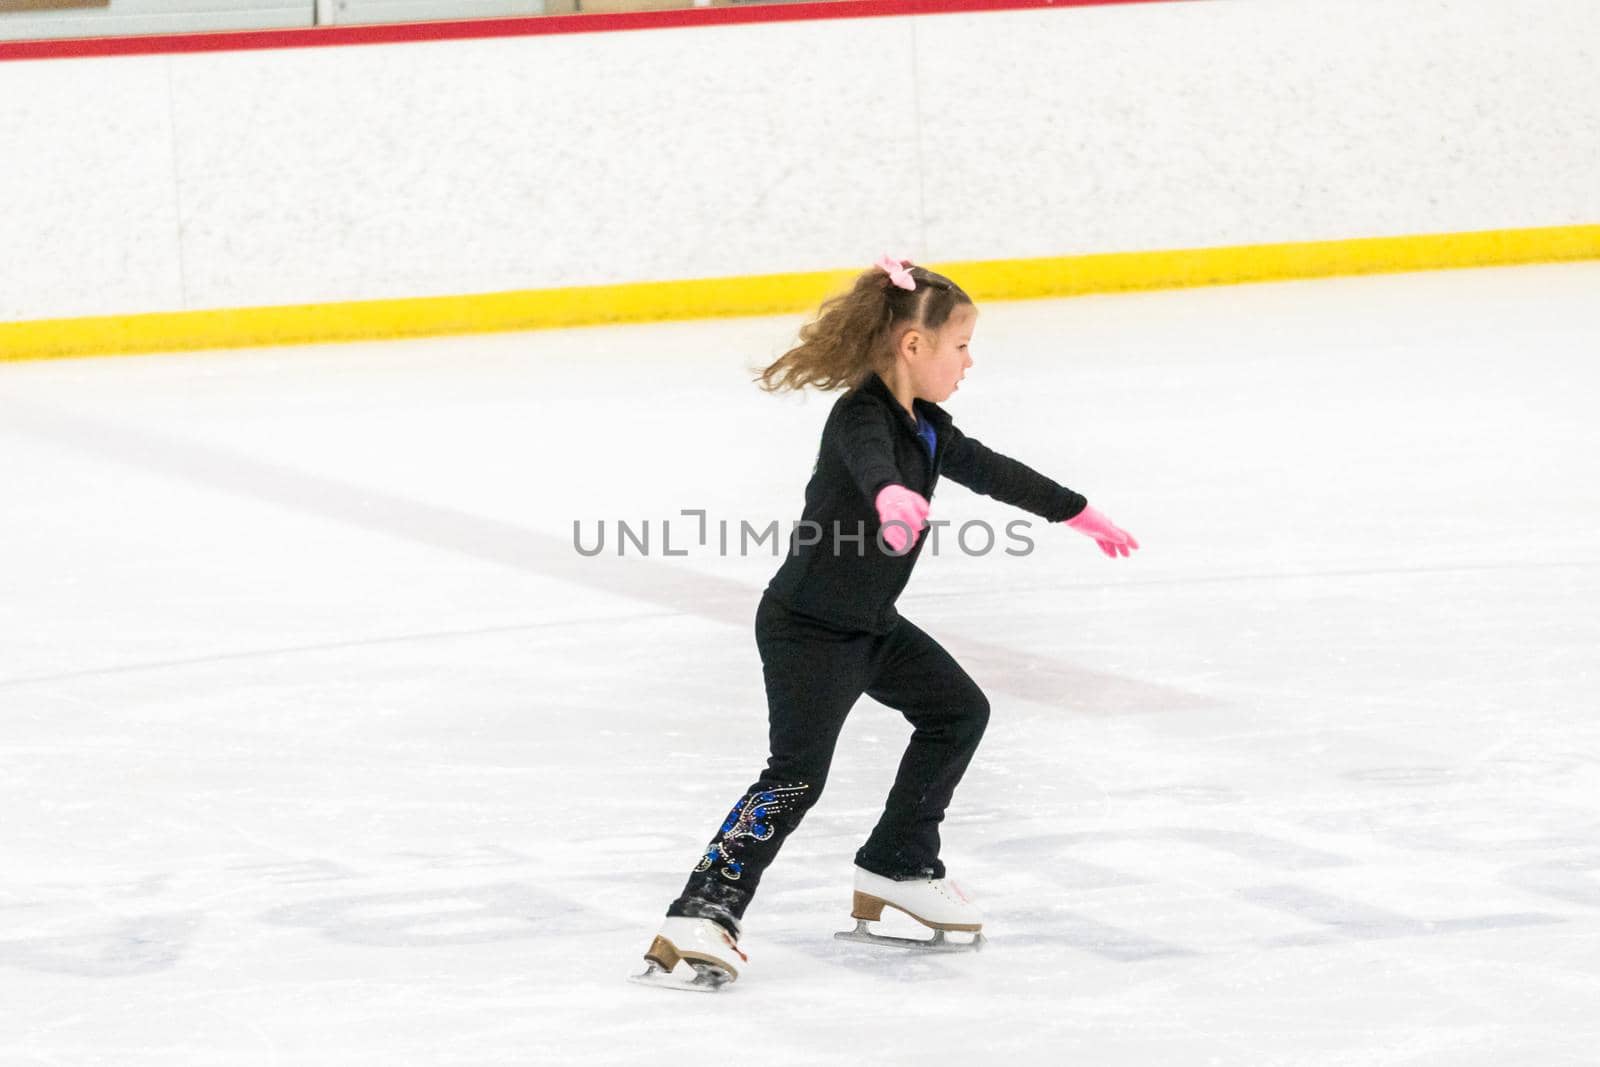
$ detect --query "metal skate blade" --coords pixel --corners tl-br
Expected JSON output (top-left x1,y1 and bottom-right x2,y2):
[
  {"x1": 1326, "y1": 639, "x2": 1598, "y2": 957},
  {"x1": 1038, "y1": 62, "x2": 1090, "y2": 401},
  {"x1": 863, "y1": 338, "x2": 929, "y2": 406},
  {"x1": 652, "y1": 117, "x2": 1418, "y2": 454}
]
[
  {"x1": 628, "y1": 960, "x2": 734, "y2": 993},
  {"x1": 833, "y1": 919, "x2": 986, "y2": 953}
]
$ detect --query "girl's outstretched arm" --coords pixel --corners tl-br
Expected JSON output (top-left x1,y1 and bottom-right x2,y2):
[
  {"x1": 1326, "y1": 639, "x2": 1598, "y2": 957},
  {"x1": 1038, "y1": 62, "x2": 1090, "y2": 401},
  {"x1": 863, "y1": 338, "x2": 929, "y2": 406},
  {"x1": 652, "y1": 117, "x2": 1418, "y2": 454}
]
[
  {"x1": 941, "y1": 424, "x2": 1087, "y2": 522},
  {"x1": 943, "y1": 425, "x2": 1138, "y2": 558}
]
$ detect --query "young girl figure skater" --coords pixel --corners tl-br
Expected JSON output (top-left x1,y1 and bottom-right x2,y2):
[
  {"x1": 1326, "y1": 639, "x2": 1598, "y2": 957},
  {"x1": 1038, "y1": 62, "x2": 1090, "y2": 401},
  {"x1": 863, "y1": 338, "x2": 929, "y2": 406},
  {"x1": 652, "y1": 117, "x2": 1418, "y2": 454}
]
[{"x1": 634, "y1": 257, "x2": 1138, "y2": 990}]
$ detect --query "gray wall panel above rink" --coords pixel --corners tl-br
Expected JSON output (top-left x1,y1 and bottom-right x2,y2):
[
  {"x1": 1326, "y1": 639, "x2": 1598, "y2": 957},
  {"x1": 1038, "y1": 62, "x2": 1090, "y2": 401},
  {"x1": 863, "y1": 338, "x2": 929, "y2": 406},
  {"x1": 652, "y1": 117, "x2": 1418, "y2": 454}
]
[
  {"x1": 0, "y1": 0, "x2": 545, "y2": 39},
  {"x1": 0, "y1": 0, "x2": 310, "y2": 41},
  {"x1": 315, "y1": 0, "x2": 542, "y2": 27}
]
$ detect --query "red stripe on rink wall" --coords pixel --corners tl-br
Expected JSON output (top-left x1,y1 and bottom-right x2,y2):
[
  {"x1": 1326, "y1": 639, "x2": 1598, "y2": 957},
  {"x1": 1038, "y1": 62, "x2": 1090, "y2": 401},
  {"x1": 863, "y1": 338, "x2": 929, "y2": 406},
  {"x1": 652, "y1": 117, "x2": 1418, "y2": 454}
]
[{"x1": 0, "y1": 0, "x2": 1183, "y2": 61}]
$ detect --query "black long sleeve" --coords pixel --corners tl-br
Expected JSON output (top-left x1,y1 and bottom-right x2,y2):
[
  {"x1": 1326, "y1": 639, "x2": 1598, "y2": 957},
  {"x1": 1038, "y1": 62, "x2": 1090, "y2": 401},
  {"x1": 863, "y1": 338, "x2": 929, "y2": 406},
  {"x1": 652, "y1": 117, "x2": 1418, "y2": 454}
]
[
  {"x1": 834, "y1": 397, "x2": 902, "y2": 504},
  {"x1": 941, "y1": 425, "x2": 1087, "y2": 523},
  {"x1": 766, "y1": 373, "x2": 1088, "y2": 633}
]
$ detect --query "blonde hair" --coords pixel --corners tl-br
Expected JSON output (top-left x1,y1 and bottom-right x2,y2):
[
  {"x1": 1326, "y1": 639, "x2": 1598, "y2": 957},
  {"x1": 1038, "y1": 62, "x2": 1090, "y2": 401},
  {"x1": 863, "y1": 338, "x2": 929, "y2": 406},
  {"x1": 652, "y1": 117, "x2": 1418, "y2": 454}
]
[{"x1": 757, "y1": 263, "x2": 972, "y2": 393}]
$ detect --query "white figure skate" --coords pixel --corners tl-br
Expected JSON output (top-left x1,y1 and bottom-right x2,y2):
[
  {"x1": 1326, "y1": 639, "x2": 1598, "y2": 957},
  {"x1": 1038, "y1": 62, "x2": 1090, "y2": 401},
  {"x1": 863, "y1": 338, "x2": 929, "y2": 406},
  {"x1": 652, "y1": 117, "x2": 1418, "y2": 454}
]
[
  {"x1": 630, "y1": 916, "x2": 747, "y2": 992},
  {"x1": 833, "y1": 865, "x2": 986, "y2": 952}
]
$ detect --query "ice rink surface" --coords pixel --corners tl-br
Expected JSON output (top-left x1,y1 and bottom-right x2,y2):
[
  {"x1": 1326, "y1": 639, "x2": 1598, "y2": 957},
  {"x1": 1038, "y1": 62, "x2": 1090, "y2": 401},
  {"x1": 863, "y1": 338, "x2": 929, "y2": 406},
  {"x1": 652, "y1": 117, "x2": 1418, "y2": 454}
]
[{"x1": 3, "y1": 263, "x2": 1599, "y2": 1065}]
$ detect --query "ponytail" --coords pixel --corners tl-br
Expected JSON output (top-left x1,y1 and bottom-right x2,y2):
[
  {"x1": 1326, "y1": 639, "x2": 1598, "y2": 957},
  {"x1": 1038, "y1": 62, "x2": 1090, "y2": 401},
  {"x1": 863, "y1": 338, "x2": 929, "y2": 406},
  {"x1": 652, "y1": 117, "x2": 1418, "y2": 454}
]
[{"x1": 757, "y1": 261, "x2": 971, "y2": 393}]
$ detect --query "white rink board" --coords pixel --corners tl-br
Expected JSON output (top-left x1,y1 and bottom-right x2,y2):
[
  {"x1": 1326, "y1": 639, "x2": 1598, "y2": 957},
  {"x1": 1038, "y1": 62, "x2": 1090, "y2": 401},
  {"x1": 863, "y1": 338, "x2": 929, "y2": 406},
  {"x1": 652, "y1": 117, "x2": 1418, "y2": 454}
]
[
  {"x1": 3, "y1": 0, "x2": 1599, "y2": 320},
  {"x1": 2, "y1": 264, "x2": 1599, "y2": 1063}
]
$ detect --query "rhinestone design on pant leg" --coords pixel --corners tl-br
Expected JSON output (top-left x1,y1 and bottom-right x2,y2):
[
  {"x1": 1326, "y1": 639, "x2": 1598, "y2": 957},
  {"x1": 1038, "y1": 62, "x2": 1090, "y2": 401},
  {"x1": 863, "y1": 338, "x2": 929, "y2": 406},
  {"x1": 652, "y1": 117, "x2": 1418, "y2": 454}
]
[{"x1": 694, "y1": 783, "x2": 810, "y2": 881}]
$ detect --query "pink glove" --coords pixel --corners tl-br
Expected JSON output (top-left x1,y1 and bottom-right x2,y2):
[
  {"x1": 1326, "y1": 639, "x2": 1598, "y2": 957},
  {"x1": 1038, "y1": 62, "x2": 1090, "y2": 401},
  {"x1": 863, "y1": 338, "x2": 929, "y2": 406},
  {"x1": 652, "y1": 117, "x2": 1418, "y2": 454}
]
[
  {"x1": 875, "y1": 484, "x2": 930, "y2": 555},
  {"x1": 1065, "y1": 505, "x2": 1139, "y2": 559}
]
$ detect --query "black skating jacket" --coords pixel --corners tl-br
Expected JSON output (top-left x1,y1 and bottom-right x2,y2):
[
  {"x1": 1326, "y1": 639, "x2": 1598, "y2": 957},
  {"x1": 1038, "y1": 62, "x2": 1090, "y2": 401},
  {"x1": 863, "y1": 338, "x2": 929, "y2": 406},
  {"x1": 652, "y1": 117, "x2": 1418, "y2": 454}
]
[{"x1": 764, "y1": 372, "x2": 1088, "y2": 634}]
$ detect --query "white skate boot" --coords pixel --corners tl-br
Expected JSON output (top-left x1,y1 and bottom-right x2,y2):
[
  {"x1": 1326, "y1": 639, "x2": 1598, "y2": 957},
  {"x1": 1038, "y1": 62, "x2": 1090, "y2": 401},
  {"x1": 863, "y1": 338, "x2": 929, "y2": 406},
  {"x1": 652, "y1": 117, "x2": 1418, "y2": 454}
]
[
  {"x1": 630, "y1": 915, "x2": 747, "y2": 992},
  {"x1": 833, "y1": 866, "x2": 986, "y2": 952}
]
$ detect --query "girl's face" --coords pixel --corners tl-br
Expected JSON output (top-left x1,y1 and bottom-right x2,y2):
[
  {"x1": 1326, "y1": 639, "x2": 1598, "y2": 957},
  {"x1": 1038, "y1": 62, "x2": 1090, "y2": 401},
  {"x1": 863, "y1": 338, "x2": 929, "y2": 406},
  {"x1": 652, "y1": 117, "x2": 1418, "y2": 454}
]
[{"x1": 911, "y1": 303, "x2": 977, "y2": 403}]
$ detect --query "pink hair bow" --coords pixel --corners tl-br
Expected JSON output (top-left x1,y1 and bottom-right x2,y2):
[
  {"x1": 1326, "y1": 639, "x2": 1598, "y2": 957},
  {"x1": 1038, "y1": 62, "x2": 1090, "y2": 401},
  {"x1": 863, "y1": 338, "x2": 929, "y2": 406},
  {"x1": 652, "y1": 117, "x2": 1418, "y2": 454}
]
[{"x1": 875, "y1": 254, "x2": 916, "y2": 291}]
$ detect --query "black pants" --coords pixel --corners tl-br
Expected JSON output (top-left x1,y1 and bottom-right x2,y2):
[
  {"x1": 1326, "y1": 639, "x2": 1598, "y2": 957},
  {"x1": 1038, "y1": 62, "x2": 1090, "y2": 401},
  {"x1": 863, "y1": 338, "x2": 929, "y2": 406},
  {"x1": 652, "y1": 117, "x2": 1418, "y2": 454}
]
[{"x1": 668, "y1": 594, "x2": 990, "y2": 927}]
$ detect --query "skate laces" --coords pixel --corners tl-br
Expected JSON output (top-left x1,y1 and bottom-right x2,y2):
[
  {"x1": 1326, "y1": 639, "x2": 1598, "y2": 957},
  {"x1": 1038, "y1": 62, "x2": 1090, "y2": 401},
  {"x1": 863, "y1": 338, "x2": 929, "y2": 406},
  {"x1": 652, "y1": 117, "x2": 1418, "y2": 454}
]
[{"x1": 716, "y1": 928, "x2": 749, "y2": 963}]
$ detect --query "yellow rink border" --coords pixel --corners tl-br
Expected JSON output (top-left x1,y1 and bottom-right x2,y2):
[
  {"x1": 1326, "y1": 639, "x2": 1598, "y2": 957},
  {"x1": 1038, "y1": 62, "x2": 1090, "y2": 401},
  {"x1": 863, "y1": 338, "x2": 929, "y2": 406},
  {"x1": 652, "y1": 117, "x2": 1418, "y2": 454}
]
[{"x1": 3, "y1": 224, "x2": 1598, "y2": 362}]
